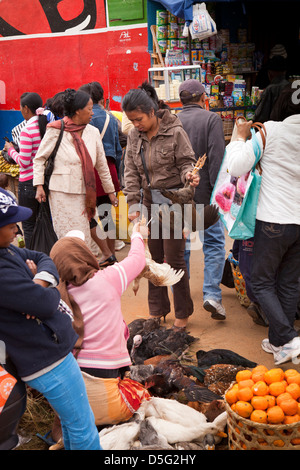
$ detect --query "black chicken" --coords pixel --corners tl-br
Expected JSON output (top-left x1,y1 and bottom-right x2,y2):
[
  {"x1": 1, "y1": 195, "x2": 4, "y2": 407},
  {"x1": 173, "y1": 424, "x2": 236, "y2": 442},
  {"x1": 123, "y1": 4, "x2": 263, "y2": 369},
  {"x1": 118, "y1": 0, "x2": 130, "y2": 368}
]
[
  {"x1": 144, "y1": 359, "x2": 222, "y2": 403},
  {"x1": 127, "y1": 318, "x2": 161, "y2": 352},
  {"x1": 196, "y1": 348, "x2": 257, "y2": 368},
  {"x1": 130, "y1": 328, "x2": 197, "y2": 365}
]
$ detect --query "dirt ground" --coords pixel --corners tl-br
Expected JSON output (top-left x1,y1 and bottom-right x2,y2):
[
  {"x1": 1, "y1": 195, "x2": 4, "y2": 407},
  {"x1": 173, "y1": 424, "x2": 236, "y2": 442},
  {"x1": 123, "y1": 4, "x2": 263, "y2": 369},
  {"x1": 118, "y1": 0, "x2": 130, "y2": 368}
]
[{"x1": 118, "y1": 234, "x2": 300, "y2": 373}]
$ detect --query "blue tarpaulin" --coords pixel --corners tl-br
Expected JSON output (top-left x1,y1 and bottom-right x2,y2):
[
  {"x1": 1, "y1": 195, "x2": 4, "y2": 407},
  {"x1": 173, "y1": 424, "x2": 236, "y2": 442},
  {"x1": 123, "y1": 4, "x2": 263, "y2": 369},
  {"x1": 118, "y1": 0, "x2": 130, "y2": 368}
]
[{"x1": 151, "y1": 0, "x2": 194, "y2": 21}]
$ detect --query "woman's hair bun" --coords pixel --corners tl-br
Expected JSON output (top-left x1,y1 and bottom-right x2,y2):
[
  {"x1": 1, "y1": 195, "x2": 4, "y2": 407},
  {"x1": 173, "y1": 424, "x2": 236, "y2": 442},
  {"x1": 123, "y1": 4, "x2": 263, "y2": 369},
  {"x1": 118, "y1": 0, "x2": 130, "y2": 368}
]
[{"x1": 63, "y1": 88, "x2": 77, "y2": 104}]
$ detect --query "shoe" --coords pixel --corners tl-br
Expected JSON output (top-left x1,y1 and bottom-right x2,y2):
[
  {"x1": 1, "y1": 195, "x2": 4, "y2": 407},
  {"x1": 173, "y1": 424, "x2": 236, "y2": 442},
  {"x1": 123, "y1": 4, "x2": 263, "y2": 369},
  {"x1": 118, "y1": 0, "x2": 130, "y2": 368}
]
[
  {"x1": 149, "y1": 313, "x2": 168, "y2": 323},
  {"x1": 203, "y1": 299, "x2": 226, "y2": 320},
  {"x1": 273, "y1": 337, "x2": 300, "y2": 365},
  {"x1": 115, "y1": 240, "x2": 125, "y2": 251},
  {"x1": 261, "y1": 338, "x2": 281, "y2": 355},
  {"x1": 98, "y1": 254, "x2": 117, "y2": 268},
  {"x1": 247, "y1": 302, "x2": 269, "y2": 327}
]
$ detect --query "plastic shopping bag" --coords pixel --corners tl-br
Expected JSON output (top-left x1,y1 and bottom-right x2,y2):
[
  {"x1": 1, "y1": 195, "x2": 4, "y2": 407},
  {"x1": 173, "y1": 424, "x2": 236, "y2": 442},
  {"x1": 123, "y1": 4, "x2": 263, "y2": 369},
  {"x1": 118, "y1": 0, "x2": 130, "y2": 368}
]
[
  {"x1": 29, "y1": 202, "x2": 58, "y2": 255},
  {"x1": 211, "y1": 123, "x2": 266, "y2": 240},
  {"x1": 189, "y1": 3, "x2": 217, "y2": 40}
]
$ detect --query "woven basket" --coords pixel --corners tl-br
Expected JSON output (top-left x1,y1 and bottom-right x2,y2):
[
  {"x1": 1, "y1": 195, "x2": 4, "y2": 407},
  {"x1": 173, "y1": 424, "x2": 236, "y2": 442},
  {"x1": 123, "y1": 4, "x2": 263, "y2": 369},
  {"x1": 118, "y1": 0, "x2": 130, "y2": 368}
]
[
  {"x1": 225, "y1": 402, "x2": 300, "y2": 450},
  {"x1": 230, "y1": 263, "x2": 251, "y2": 308}
]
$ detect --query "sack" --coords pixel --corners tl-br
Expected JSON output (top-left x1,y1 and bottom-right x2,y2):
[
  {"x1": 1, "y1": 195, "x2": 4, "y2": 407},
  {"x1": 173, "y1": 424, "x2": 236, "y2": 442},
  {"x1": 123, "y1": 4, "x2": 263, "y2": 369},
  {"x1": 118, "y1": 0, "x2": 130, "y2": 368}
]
[
  {"x1": 221, "y1": 257, "x2": 235, "y2": 288},
  {"x1": 29, "y1": 202, "x2": 58, "y2": 255},
  {"x1": 189, "y1": 3, "x2": 217, "y2": 40},
  {"x1": 44, "y1": 120, "x2": 65, "y2": 195},
  {"x1": 211, "y1": 121, "x2": 266, "y2": 240}
]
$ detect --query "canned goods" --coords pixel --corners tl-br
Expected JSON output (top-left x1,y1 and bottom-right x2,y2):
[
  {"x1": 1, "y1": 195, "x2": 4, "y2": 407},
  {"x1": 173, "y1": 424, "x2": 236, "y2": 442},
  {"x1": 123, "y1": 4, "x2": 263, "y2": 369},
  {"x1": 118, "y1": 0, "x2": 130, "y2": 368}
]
[
  {"x1": 156, "y1": 10, "x2": 168, "y2": 25},
  {"x1": 167, "y1": 38, "x2": 179, "y2": 49},
  {"x1": 168, "y1": 22, "x2": 178, "y2": 39},
  {"x1": 157, "y1": 39, "x2": 167, "y2": 53},
  {"x1": 191, "y1": 50, "x2": 198, "y2": 62},
  {"x1": 178, "y1": 38, "x2": 187, "y2": 49},
  {"x1": 156, "y1": 25, "x2": 167, "y2": 39}
]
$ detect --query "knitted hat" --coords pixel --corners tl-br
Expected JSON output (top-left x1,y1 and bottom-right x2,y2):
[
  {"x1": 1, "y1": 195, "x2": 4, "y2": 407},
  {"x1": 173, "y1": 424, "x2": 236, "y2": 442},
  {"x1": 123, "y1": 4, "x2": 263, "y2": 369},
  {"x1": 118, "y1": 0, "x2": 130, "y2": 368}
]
[
  {"x1": 179, "y1": 79, "x2": 205, "y2": 98},
  {"x1": 0, "y1": 188, "x2": 32, "y2": 228},
  {"x1": 269, "y1": 44, "x2": 287, "y2": 59}
]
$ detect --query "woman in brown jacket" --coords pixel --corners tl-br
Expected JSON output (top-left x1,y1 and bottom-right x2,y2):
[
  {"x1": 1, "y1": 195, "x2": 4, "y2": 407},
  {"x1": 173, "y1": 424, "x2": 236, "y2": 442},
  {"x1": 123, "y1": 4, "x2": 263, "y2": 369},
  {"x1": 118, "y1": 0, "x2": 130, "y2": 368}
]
[{"x1": 122, "y1": 86, "x2": 199, "y2": 330}]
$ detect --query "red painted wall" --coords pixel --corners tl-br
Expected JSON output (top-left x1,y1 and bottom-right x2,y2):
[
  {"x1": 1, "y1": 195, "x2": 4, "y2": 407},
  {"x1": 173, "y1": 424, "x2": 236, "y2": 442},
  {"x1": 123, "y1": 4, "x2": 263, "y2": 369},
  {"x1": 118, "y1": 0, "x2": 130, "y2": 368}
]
[{"x1": 0, "y1": 0, "x2": 150, "y2": 111}]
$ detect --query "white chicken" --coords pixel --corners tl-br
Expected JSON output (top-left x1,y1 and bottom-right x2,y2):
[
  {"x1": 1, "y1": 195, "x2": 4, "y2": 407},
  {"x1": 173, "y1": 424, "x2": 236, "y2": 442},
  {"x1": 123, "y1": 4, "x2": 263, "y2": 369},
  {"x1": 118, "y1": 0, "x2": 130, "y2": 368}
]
[
  {"x1": 99, "y1": 397, "x2": 227, "y2": 450},
  {"x1": 132, "y1": 239, "x2": 184, "y2": 295}
]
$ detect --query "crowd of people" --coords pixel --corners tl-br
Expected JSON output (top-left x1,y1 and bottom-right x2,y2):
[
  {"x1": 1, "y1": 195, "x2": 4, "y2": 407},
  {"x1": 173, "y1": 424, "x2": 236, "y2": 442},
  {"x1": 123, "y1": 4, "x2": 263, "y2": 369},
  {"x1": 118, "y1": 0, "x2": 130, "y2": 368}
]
[{"x1": 0, "y1": 69, "x2": 300, "y2": 449}]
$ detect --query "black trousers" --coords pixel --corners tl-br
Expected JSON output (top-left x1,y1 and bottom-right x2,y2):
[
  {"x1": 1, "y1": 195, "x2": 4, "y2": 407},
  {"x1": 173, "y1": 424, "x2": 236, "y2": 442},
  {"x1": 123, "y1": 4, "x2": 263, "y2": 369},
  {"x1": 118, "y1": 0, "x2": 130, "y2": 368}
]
[{"x1": 18, "y1": 180, "x2": 39, "y2": 248}]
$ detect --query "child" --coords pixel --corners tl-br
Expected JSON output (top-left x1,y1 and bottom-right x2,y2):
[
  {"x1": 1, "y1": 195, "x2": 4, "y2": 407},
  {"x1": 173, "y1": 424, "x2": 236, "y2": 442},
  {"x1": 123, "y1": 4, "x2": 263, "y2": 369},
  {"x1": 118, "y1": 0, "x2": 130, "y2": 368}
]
[{"x1": 0, "y1": 174, "x2": 24, "y2": 247}]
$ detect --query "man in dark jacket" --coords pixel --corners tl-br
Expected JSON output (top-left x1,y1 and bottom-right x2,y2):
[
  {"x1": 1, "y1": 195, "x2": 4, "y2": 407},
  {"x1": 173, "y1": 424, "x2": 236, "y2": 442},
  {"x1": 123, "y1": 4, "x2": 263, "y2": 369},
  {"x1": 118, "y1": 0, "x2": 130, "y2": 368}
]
[{"x1": 178, "y1": 79, "x2": 226, "y2": 320}]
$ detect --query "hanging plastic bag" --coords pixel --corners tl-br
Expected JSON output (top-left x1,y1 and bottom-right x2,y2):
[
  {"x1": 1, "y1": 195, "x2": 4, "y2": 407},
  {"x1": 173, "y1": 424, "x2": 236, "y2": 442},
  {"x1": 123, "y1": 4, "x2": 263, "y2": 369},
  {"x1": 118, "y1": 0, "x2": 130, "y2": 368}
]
[
  {"x1": 189, "y1": 3, "x2": 217, "y2": 41},
  {"x1": 211, "y1": 120, "x2": 266, "y2": 240},
  {"x1": 29, "y1": 202, "x2": 58, "y2": 255},
  {"x1": 0, "y1": 366, "x2": 17, "y2": 415}
]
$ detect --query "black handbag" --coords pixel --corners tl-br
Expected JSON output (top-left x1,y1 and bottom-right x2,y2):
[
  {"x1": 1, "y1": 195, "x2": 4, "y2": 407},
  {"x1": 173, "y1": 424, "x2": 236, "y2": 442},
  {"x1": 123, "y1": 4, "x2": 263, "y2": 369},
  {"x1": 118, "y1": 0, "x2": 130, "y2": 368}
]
[
  {"x1": 29, "y1": 201, "x2": 58, "y2": 255},
  {"x1": 44, "y1": 120, "x2": 65, "y2": 195},
  {"x1": 140, "y1": 145, "x2": 179, "y2": 205}
]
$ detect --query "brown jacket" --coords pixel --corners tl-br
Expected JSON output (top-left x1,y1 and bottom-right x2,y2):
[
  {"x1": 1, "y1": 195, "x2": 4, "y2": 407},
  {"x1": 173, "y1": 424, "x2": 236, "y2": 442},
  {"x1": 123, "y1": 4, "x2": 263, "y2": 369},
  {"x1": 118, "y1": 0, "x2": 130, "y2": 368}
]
[{"x1": 123, "y1": 109, "x2": 195, "y2": 207}]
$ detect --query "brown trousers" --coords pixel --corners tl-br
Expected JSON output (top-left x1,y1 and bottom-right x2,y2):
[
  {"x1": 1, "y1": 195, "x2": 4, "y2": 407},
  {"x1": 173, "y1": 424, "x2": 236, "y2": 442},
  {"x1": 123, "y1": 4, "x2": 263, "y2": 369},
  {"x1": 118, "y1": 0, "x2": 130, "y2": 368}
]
[{"x1": 144, "y1": 196, "x2": 194, "y2": 320}]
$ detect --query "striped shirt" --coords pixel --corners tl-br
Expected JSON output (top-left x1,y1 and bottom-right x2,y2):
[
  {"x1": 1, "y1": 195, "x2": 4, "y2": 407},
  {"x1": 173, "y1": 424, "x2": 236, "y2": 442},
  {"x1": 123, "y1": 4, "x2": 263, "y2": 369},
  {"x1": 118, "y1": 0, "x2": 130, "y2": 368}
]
[{"x1": 8, "y1": 116, "x2": 42, "y2": 182}]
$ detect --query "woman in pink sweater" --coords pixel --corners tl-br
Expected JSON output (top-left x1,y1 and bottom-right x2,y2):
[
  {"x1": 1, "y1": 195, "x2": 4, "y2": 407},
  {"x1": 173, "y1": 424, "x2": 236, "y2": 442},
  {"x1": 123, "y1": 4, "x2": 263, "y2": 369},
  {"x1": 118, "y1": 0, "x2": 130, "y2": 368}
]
[
  {"x1": 50, "y1": 224, "x2": 151, "y2": 427},
  {"x1": 4, "y1": 92, "x2": 48, "y2": 248}
]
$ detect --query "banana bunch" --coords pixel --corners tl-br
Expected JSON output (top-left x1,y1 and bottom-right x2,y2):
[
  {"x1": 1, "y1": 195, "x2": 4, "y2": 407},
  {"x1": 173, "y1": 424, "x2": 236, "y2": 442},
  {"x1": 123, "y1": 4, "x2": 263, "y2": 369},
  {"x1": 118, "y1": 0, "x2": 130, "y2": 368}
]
[{"x1": 0, "y1": 152, "x2": 20, "y2": 177}]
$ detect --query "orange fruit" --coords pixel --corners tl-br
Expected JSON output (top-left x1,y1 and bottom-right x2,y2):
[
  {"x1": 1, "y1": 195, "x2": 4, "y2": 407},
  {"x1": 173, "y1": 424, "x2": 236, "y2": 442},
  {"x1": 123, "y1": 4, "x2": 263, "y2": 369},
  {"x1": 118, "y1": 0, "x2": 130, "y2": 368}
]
[
  {"x1": 266, "y1": 406, "x2": 285, "y2": 424},
  {"x1": 236, "y1": 369, "x2": 253, "y2": 382},
  {"x1": 251, "y1": 396, "x2": 268, "y2": 410},
  {"x1": 252, "y1": 365, "x2": 268, "y2": 374},
  {"x1": 265, "y1": 395, "x2": 276, "y2": 408},
  {"x1": 237, "y1": 387, "x2": 253, "y2": 402},
  {"x1": 264, "y1": 368, "x2": 285, "y2": 384},
  {"x1": 238, "y1": 379, "x2": 255, "y2": 389},
  {"x1": 269, "y1": 381, "x2": 286, "y2": 397},
  {"x1": 284, "y1": 369, "x2": 299, "y2": 380},
  {"x1": 250, "y1": 410, "x2": 267, "y2": 423},
  {"x1": 283, "y1": 414, "x2": 300, "y2": 425},
  {"x1": 273, "y1": 439, "x2": 285, "y2": 448},
  {"x1": 251, "y1": 370, "x2": 267, "y2": 383},
  {"x1": 279, "y1": 398, "x2": 299, "y2": 416},
  {"x1": 231, "y1": 403, "x2": 236, "y2": 412},
  {"x1": 252, "y1": 380, "x2": 269, "y2": 396},
  {"x1": 225, "y1": 388, "x2": 238, "y2": 405},
  {"x1": 291, "y1": 438, "x2": 300, "y2": 445},
  {"x1": 286, "y1": 372, "x2": 300, "y2": 386},
  {"x1": 235, "y1": 401, "x2": 253, "y2": 418},
  {"x1": 298, "y1": 402, "x2": 300, "y2": 415},
  {"x1": 285, "y1": 383, "x2": 300, "y2": 400},
  {"x1": 277, "y1": 392, "x2": 293, "y2": 406}
]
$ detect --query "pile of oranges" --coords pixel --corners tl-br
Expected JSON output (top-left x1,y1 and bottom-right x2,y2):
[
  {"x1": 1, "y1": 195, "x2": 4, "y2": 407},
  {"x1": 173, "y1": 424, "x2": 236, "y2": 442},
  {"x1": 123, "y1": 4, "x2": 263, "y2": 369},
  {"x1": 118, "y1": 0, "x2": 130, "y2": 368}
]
[{"x1": 225, "y1": 365, "x2": 300, "y2": 427}]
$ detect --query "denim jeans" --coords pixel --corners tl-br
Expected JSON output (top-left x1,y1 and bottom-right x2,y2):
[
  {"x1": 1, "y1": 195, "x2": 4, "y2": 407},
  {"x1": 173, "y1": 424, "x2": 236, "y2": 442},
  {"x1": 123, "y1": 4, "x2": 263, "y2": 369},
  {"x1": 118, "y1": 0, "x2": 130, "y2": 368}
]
[
  {"x1": 18, "y1": 179, "x2": 40, "y2": 248},
  {"x1": 26, "y1": 353, "x2": 101, "y2": 450},
  {"x1": 251, "y1": 220, "x2": 300, "y2": 347},
  {"x1": 184, "y1": 218, "x2": 226, "y2": 303}
]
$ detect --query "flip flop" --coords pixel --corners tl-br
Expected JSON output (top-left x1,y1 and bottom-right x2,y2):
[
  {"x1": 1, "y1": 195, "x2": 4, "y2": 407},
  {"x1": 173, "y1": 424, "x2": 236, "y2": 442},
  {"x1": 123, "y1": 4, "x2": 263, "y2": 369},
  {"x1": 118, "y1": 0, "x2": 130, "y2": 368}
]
[{"x1": 98, "y1": 254, "x2": 117, "y2": 268}]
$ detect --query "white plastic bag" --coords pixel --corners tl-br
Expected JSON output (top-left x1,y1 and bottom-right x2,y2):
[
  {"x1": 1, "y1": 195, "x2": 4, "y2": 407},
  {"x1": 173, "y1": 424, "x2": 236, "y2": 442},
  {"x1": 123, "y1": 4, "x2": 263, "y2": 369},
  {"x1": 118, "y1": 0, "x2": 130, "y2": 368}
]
[{"x1": 189, "y1": 3, "x2": 217, "y2": 40}]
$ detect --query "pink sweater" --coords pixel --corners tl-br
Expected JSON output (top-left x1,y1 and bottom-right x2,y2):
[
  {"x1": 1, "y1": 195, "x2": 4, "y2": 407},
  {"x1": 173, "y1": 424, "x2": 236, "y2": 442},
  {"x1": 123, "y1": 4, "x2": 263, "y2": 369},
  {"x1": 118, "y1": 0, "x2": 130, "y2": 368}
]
[
  {"x1": 68, "y1": 233, "x2": 146, "y2": 370},
  {"x1": 8, "y1": 116, "x2": 41, "y2": 182}
]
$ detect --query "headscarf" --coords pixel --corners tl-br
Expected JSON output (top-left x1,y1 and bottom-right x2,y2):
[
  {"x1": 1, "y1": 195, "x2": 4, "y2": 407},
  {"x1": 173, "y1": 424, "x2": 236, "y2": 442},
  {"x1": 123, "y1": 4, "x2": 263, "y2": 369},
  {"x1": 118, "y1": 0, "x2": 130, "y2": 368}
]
[
  {"x1": 48, "y1": 116, "x2": 97, "y2": 220},
  {"x1": 50, "y1": 236, "x2": 99, "y2": 352}
]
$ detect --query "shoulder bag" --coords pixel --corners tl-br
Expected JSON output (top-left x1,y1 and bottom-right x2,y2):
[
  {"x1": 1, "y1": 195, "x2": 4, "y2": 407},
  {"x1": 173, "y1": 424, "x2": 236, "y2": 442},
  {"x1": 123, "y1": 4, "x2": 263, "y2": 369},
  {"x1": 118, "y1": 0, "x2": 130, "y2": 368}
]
[{"x1": 44, "y1": 119, "x2": 65, "y2": 195}]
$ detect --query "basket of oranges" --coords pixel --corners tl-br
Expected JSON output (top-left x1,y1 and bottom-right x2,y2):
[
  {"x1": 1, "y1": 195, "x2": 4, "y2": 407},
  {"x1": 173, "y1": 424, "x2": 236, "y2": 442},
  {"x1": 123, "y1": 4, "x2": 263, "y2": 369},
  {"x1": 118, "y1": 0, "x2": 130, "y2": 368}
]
[{"x1": 225, "y1": 366, "x2": 300, "y2": 450}]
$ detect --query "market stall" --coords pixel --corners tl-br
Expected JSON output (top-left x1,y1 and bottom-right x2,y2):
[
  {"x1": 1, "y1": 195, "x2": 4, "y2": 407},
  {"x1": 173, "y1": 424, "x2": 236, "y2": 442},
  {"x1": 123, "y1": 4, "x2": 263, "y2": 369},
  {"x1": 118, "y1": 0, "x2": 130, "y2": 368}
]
[{"x1": 146, "y1": 0, "x2": 300, "y2": 139}]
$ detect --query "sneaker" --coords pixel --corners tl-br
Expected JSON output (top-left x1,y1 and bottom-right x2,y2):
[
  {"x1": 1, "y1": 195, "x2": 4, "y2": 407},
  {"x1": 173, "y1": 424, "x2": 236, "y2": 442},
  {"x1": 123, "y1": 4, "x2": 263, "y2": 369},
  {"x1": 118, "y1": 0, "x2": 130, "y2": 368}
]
[
  {"x1": 203, "y1": 299, "x2": 226, "y2": 320},
  {"x1": 261, "y1": 338, "x2": 281, "y2": 355},
  {"x1": 273, "y1": 337, "x2": 300, "y2": 366},
  {"x1": 115, "y1": 240, "x2": 125, "y2": 251},
  {"x1": 247, "y1": 302, "x2": 269, "y2": 327}
]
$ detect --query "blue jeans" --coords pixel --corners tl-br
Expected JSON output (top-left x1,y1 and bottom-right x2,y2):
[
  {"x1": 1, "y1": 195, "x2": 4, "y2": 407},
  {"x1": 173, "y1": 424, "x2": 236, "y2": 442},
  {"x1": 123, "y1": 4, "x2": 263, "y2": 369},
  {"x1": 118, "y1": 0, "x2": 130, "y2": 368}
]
[
  {"x1": 251, "y1": 221, "x2": 300, "y2": 347},
  {"x1": 26, "y1": 353, "x2": 101, "y2": 450},
  {"x1": 184, "y1": 218, "x2": 226, "y2": 303}
]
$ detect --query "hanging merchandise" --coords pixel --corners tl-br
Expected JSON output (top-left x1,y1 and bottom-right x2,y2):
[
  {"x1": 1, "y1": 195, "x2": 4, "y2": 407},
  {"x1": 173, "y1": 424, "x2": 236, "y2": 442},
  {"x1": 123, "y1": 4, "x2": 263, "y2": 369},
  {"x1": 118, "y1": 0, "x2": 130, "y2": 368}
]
[
  {"x1": 188, "y1": 3, "x2": 217, "y2": 41},
  {"x1": 211, "y1": 119, "x2": 266, "y2": 240}
]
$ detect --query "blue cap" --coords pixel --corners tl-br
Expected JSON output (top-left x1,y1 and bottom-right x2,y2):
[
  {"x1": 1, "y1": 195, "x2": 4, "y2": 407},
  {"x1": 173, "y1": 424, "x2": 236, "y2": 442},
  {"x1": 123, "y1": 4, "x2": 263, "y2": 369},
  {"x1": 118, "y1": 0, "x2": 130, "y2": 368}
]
[{"x1": 0, "y1": 188, "x2": 32, "y2": 228}]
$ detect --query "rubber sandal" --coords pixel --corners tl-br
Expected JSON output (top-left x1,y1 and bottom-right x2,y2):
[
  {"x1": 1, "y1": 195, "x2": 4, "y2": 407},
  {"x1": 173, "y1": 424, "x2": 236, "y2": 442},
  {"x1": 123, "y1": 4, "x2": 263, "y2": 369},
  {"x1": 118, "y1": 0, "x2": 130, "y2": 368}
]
[
  {"x1": 99, "y1": 254, "x2": 117, "y2": 268},
  {"x1": 36, "y1": 430, "x2": 56, "y2": 447}
]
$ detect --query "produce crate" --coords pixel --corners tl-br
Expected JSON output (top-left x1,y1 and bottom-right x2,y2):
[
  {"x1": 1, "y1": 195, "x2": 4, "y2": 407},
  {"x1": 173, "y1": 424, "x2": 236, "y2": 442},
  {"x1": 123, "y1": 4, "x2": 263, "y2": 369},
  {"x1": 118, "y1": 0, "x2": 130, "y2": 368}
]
[{"x1": 225, "y1": 402, "x2": 300, "y2": 450}]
